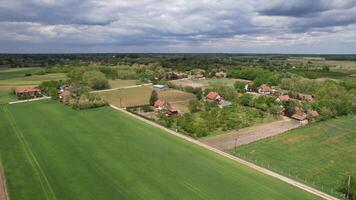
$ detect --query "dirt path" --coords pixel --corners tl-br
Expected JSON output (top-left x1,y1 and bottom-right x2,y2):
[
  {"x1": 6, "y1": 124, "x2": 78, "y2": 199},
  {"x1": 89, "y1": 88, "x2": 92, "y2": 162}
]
[
  {"x1": 109, "y1": 105, "x2": 338, "y2": 200},
  {"x1": 199, "y1": 117, "x2": 301, "y2": 150},
  {"x1": 90, "y1": 83, "x2": 152, "y2": 93},
  {"x1": 0, "y1": 165, "x2": 8, "y2": 200}
]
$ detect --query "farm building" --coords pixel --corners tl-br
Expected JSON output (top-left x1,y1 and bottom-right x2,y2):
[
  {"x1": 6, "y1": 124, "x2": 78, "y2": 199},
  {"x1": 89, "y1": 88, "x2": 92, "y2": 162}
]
[
  {"x1": 154, "y1": 84, "x2": 169, "y2": 91},
  {"x1": 276, "y1": 95, "x2": 290, "y2": 102},
  {"x1": 195, "y1": 74, "x2": 205, "y2": 80},
  {"x1": 214, "y1": 71, "x2": 226, "y2": 78},
  {"x1": 291, "y1": 107, "x2": 307, "y2": 122},
  {"x1": 154, "y1": 99, "x2": 179, "y2": 116},
  {"x1": 206, "y1": 92, "x2": 224, "y2": 102},
  {"x1": 15, "y1": 87, "x2": 41, "y2": 99},
  {"x1": 258, "y1": 84, "x2": 272, "y2": 95},
  {"x1": 297, "y1": 93, "x2": 314, "y2": 102}
]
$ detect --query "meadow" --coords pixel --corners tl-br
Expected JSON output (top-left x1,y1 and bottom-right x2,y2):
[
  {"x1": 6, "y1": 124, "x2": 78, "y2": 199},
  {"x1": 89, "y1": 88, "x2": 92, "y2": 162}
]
[
  {"x1": 0, "y1": 101, "x2": 321, "y2": 200},
  {"x1": 195, "y1": 78, "x2": 251, "y2": 88},
  {"x1": 234, "y1": 115, "x2": 356, "y2": 196}
]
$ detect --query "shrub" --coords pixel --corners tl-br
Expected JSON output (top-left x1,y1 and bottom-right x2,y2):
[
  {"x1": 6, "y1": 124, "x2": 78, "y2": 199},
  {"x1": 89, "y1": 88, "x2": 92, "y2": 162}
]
[{"x1": 82, "y1": 71, "x2": 109, "y2": 90}]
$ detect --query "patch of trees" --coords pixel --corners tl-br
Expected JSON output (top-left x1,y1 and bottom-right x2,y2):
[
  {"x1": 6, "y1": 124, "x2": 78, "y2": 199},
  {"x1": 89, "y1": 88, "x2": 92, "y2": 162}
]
[
  {"x1": 227, "y1": 68, "x2": 284, "y2": 86},
  {"x1": 67, "y1": 67, "x2": 110, "y2": 90},
  {"x1": 280, "y1": 77, "x2": 355, "y2": 120}
]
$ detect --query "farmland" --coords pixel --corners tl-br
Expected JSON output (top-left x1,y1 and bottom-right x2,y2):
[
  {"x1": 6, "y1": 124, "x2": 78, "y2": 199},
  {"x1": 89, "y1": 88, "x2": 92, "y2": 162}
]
[
  {"x1": 234, "y1": 115, "x2": 356, "y2": 196},
  {"x1": 108, "y1": 79, "x2": 139, "y2": 88},
  {"x1": 0, "y1": 73, "x2": 67, "y2": 86},
  {"x1": 195, "y1": 78, "x2": 252, "y2": 88},
  {"x1": 99, "y1": 86, "x2": 196, "y2": 112},
  {"x1": 0, "y1": 101, "x2": 321, "y2": 200}
]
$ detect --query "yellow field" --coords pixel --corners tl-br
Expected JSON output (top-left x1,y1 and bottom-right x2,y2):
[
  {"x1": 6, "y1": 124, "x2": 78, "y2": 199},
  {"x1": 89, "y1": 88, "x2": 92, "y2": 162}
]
[{"x1": 99, "y1": 86, "x2": 196, "y2": 112}]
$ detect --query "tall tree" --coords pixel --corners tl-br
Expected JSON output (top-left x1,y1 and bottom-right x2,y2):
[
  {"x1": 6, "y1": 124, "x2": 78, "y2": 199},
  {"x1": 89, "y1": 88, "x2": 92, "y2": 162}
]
[{"x1": 149, "y1": 90, "x2": 158, "y2": 106}]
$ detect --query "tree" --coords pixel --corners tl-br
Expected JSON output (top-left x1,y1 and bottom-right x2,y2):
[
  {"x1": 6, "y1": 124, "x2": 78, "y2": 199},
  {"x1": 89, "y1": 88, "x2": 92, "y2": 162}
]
[
  {"x1": 48, "y1": 87, "x2": 59, "y2": 100},
  {"x1": 188, "y1": 99, "x2": 202, "y2": 113},
  {"x1": 82, "y1": 71, "x2": 109, "y2": 90},
  {"x1": 149, "y1": 90, "x2": 158, "y2": 106}
]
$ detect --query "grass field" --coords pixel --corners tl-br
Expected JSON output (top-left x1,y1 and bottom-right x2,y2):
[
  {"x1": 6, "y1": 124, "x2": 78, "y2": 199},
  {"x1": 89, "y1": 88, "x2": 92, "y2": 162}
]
[
  {"x1": 0, "y1": 68, "x2": 40, "y2": 80},
  {"x1": 0, "y1": 91, "x2": 16, "y2": 103},
  {"x1": 0, "y1": 73, "x2": 67, "y2": 86},
  {"x1": 0, "y1": 101, "x2": 321, "y2": 200},
  {"x1": 100, "y1": 86, "x2": 196, "y2": 111},
  {"x1": 234, "y1": 115, "x2": 356, "y2": 196}
]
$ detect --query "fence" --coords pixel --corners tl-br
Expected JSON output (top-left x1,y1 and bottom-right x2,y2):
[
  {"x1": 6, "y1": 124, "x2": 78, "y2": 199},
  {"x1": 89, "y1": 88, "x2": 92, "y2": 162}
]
[{"x1": 234, "y1": 152, "x2": 347, "y2": 199}]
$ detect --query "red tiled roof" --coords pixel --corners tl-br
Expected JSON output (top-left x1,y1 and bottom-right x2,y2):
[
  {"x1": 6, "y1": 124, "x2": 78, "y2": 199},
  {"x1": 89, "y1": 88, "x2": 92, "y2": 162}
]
[
  {"x1": 310, "y1": 110, "x2": 319, "y2": 118},
  {"x1": 206, "y1": 92, "x2": 221, "y2": 100},
  {"x1": 195, "y1": 74, "x2": 205, "y2": 78},
  {"x1": 259, "y1": 84, "x2": 271, "y2": 92},
  {"x1": 278, "y1": 95, "x2": 290, "y2": 101},
  {"x1": 15, "y1": 87, "x2": 40, "y2": 93},
  {"x1": 154, "y1": 99, "x2": 166, "y2": 107},
  {"x1": 291, "y1": 108, "x2": 307, "y2": 121}
]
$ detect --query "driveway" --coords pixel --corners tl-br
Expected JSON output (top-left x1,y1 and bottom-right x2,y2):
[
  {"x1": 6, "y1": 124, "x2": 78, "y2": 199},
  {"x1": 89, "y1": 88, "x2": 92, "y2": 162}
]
[{"x1": 199, "y1": 117, "x2": 301, "y2": 150}]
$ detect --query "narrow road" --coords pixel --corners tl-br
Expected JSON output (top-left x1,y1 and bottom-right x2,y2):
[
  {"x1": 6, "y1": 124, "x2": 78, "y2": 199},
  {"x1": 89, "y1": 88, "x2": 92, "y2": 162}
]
[
  {"x1": 110, "y1": 105, "x2": 338, "y2": 200},
  {"x1": 200, "y1": 117, "x2": 301, "y2": 150}
]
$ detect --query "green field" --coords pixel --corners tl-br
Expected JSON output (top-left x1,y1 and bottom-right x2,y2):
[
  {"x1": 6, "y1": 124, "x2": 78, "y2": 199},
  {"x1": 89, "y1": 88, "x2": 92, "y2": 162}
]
[
  {"x1": 0, "y1": 73, "x2": 67, "y2": 86},
  {"x1": 0, "y1": 91, "x2": 16, "y2": 103},
  {"x1": 235, "y1": 115, "x2": 356, "y2": 196},
  {"x1": 0, "y1": 101, "x2": 321, "y2": 200},
  {"x1": 195, "y1": 78, "x2": 251, "y2": 87},
  {"x1": 0, "y1": 68, "x2": 41, "y2": 80}
]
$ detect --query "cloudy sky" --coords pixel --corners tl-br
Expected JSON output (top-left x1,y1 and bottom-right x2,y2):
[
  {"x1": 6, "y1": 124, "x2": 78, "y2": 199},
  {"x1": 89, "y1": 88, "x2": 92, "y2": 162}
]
[{"x1": 1, "y1": 0, "x2": 356, "y2": 53}]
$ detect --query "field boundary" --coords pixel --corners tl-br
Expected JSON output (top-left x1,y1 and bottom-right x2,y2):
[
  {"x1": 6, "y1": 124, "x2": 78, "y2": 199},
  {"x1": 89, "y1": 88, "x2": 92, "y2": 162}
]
[
  {"x1": 0, "y1": 163, "x2": 9, "y2": 200},
  {"x1": 110, "y1": 104, "x2": 339, "y2": 200},
  {"x1": 8, "y1": 96, "x2": 50, "y2": 105},
  {"x1": 90, "y1": 83, "x2": 152, "y2": 93}
]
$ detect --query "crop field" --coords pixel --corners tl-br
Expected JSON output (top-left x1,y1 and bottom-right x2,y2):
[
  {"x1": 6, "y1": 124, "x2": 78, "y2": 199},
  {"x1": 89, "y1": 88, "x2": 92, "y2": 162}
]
[
  {"x1": 234, "y1": 115, "x2": 356, "y2": 196},
  {"x1": 0, "y1": 101, "x2": 321, "y2": 200},
  {"x1": 108, "y1": 79, "x2": 139, "y2": 88},
  {"x1": 0, "y1": 91, "x2": 16, "y2": 103},
  {"x1": 100, "y1": 86, "x2": 196, "y2": 111},
  {"x1": 99, "y1": 85, "x2": 153, "y2": 107}
]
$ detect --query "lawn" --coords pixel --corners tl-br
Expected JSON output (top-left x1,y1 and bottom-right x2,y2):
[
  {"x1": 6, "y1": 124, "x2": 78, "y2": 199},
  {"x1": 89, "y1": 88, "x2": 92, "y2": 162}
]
[
  {"x1": 0, "y1": 101, "x2": 321, "y2": 200},
  {"x1": 234, "y1": 115, "x2": 356, "y2": 197}
]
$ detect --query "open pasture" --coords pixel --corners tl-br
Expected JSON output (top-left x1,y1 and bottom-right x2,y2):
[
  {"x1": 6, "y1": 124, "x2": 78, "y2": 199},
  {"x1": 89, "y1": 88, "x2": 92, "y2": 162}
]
[
  {"x1": 0, "y1": 101, "x2": 321, "y2": 200},
  {"x1": 235, "y1": 115, "x2": 356, "y2": 196}
]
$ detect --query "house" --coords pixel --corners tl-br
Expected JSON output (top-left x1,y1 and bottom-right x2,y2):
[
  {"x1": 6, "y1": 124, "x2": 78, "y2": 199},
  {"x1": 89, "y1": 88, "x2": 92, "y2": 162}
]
[
  {"x1": 310, "y1": 110, "x2": 319, "y2": 118},
  {"x1": 291, "y1": 107, "x2": 307, "y2": 122},
  {"x1": 154, "y1": 99, "x2": 179, "y2": 116},
  {"x1": 206, "y1": 92, "x2": 224, "y2": 102},
  {"x1": 59, "y1": 85, "x2": 70, "y2": 100},
  {"x1": 154, "y1": 84, "x2": 169, "y2": 91},
  {"x1": 214, "y1": 71, "x2": 226, "y2": 78},
  {"x1": 195, "y1": 74, "x2": 205, "y2": 80},
  {"x1": 297, "y1": 93, "x2": 314, "y2": 102},
  {"x1": 258, "y1": 84, "x2": 272, "y2": 95},
  {"x1": 154, "y1": 99, "x2": 168, "y2": 110},
  {"x1": 276, "y1": 95, "x2": 290, "y2": 102},
  {"x1": 15, "y1": 87, "x2": 41, "y2": 99}
]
